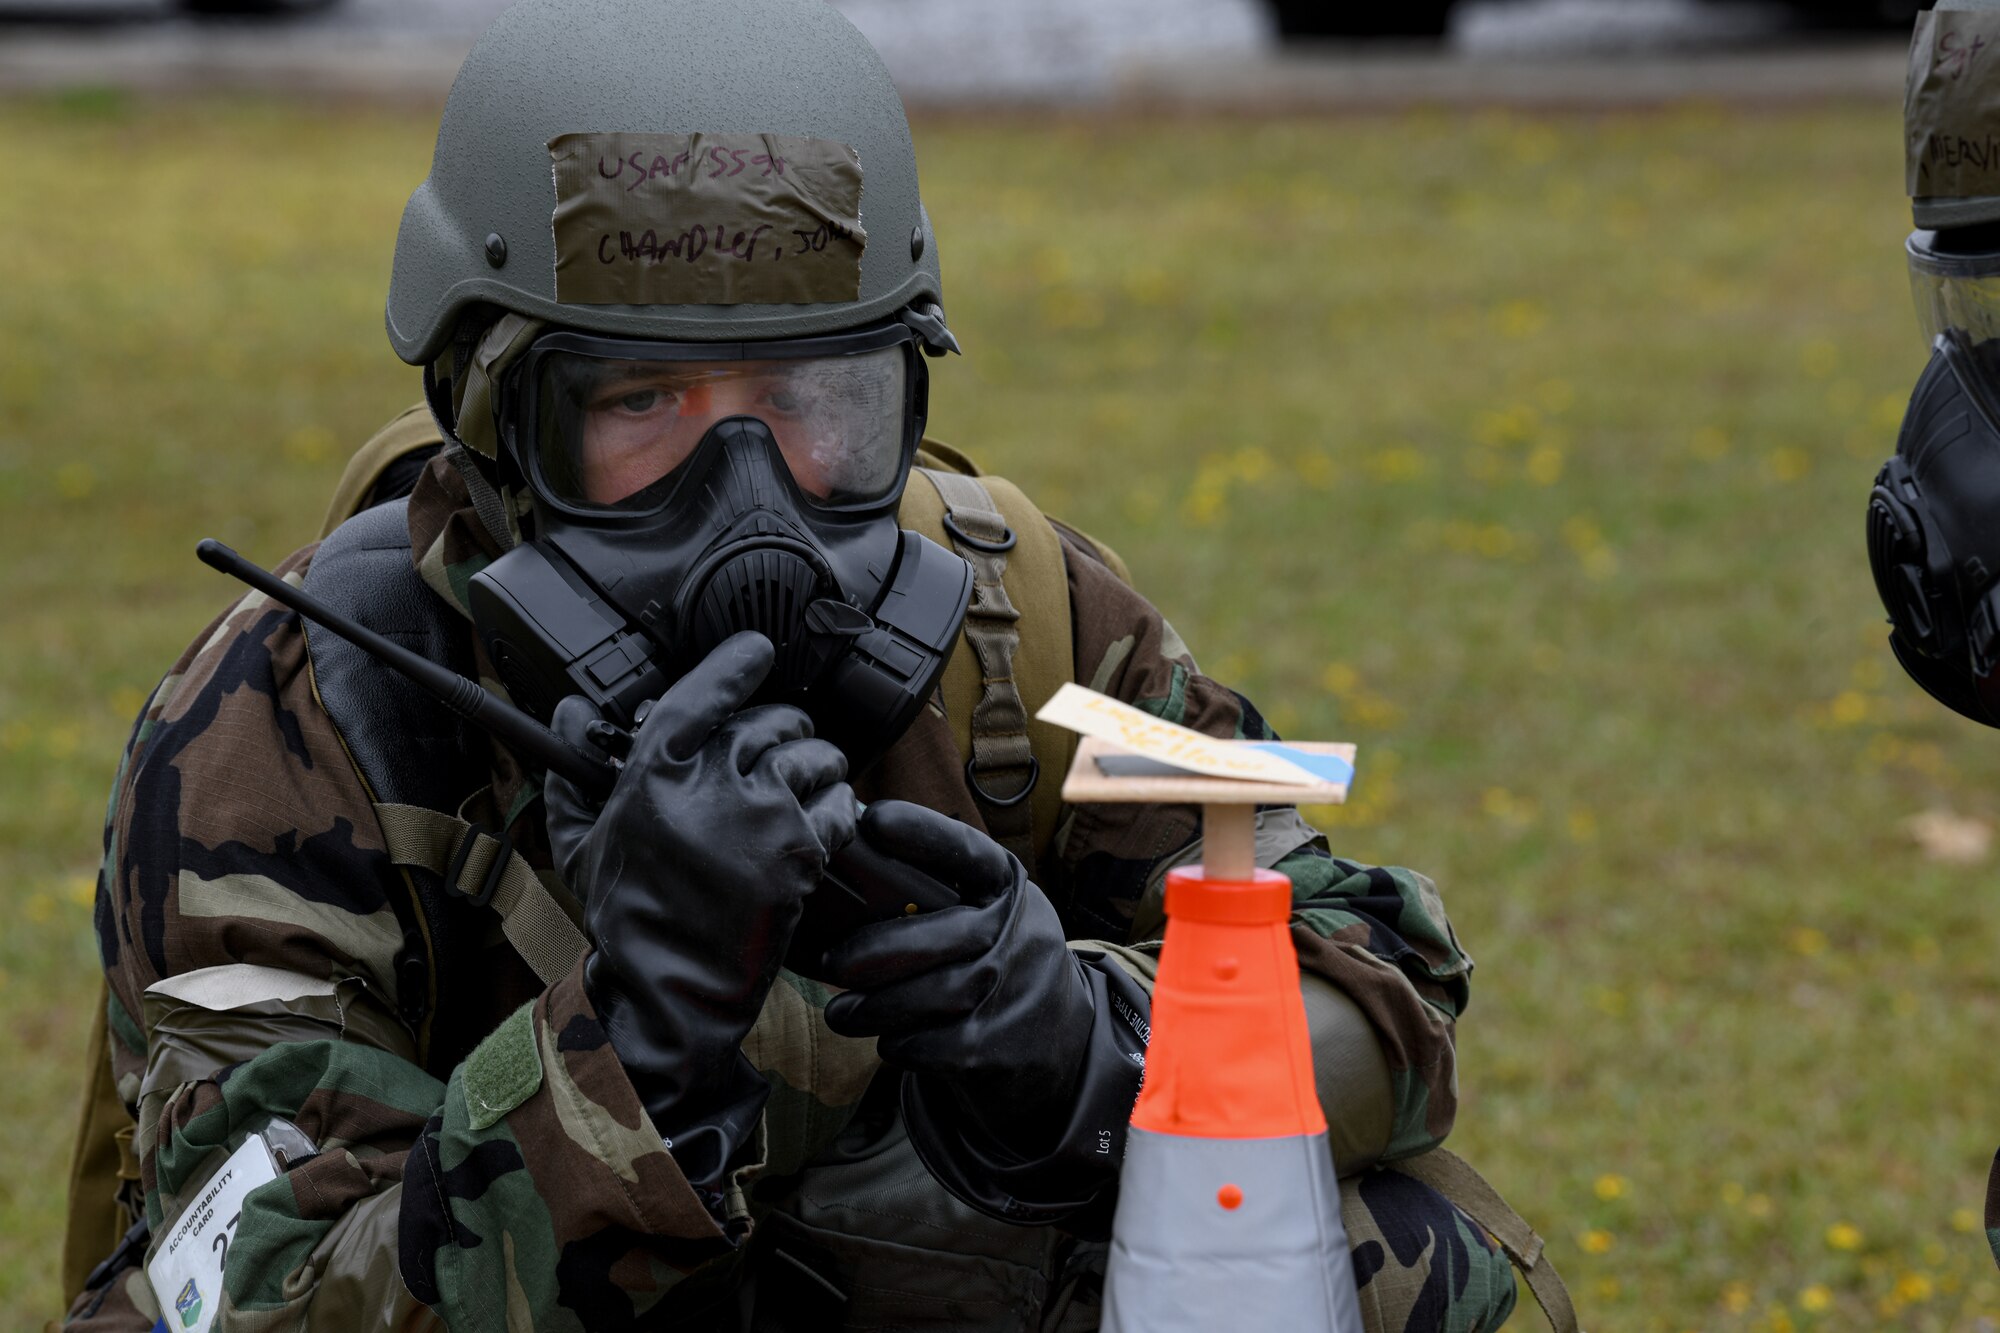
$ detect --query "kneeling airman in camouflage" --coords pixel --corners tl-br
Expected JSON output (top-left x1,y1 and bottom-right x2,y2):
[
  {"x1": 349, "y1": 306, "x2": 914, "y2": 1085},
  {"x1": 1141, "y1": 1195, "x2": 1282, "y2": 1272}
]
[{"x1": 61, "y1": 2, "x2": 1535, "y2": 1329}]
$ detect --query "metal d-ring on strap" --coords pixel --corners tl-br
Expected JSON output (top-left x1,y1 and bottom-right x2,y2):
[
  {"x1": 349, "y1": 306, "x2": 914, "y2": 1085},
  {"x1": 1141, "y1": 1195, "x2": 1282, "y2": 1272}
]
[
  {"x1": 966, "y1": 755, "x2": 1040, "y2": 808},
  {"x1": 919, "y1": 468, "x2": 1040, "y2": 866},
  {"x1": 941, "y1": 510, "x2": 1018, "y2": 554}
]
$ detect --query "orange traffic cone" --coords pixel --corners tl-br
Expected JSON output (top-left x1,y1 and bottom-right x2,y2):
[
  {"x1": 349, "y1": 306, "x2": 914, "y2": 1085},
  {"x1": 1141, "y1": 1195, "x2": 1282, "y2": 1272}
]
[{"x1": 1101, "y1": 843, "x2": 1365, "y2": 1332}]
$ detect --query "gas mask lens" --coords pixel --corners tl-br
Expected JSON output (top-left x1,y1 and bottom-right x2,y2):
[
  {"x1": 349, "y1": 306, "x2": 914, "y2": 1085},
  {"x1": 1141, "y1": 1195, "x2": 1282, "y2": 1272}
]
[
  {"x1": 1909, "y1": 228, "x2": 2000, "y2": 346},
  {"x1": 528, "y1": 339, "x2": 914, "y2": 513}
]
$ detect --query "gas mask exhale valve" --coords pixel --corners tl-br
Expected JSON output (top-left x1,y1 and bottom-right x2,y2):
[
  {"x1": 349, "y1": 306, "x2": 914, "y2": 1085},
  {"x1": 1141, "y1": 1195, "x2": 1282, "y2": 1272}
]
[{"x1": 470, "y1": 412, "x2": 972, "y2": 768}]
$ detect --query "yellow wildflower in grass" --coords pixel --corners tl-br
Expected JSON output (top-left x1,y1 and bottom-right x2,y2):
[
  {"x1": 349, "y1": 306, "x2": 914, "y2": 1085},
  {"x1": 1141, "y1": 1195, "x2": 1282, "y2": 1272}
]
[
  {"x1": 1721, "y1": 1182, "x2": 1746, "y2": 1207},
  {"x1": 1577, "y1": 1228, "x2": 1614, "y2": 1255},
  {"x1": 1364, "y1": 445, "x2": 1431, "y2": 483},
  {"x1": 26, "y1": 894, "x2": 55, "y2": 925},
  {"x1": 1593, "y1": 1174, "x2": 1628, "y2": 1202},
  {"x1": 109, "y1": 685, "x2": 148, "y2": 720},
  {"x1": 1526, "y1": 444, "x2": 1565, "y2": 486},
  {"x1": 68, "y1": 875, "x2": 94, "y2": 909},
  {"x1": 1871, "y1": 393, "x2": 1908, "y2": 432},
  {"x1": 1797, "y1": 1285, "x2": 1832, "y2": 1314},
  {"x1": 1567, "y1": 808, "x2": 1598, "y2": 843},
  {"x1": 1765, "y1": 1304, "x2": 1796, "y2": 1333},
  {"x1": 1721, "y1": 1282, "x2": 1752, "y2": 1314},
  {"x1": 1294, "y1": 450, "x2": 1337, "y2": 490},
  {"x1": 55, "y1": 461, "x2": 97, "y2": 501},
  {"x1": 1230, "y1": 446, "x2": 1272, "y2": 485},
  {"x1": 1473, "y1": 404, "x2": 1540, "y2": 449},
  {"x1": 1493, "y1": 299, "x2": 1549, "y2": 339},
  {"x1": 1593, "y1": 987, "x2": 1627, "y2": 1018},
  {"x1": 1179, "y1": 488, "x2": 1225, "y2": 528},
  {"x1": 46, "y1": 724, "x2": 82, "y2": 759},
  {"x1": 1481, "y1": 787, "x2": 1536, "y2": 824},
  {"x1": 1786, "y1": 926, "x2": 1829, "y2": 957},
  {"x1": 1690, "y1": 425, "x2": 1731, "y2": 460},
  {"x1": 1825, "y1": 691, "x2": 1868, "y2": 727},
  {"x1": 1595, "y1": 1278, "x2": 1621, "y2": 1302},
  {"x1": 1952, "y1": 1207, "x2": 1980, "y2": 1234},
  {"x1": 1825, "y1": 1222, "x2": 1864, "y2": 1252},
  {"x1": 1322, "y1": 662, "x2": 1360, "y2": 696},
  {"x1": 1765, "y1": 447, "x2": 1811, "y2": 484},
  {"x1": 1745, "y1": 1194, "x2": 1774, "y2": 1220}
]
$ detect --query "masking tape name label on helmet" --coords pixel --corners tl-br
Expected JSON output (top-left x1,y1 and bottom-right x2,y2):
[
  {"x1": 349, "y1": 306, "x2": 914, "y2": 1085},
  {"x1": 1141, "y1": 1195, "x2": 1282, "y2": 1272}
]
[
  {"x1": 1907, "y1": 12, "x2": 2000, "y2": 200},
  {"x1": 549, "y1": 132, "x2": 866, "y2": 306}
]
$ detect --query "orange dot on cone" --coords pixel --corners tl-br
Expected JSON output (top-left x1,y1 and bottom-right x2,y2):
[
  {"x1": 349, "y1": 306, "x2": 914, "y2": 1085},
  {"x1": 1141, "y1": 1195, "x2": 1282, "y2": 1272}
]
[{"x1": 1217, "y1": 1184, "x2": 1244, "y2": 1210}]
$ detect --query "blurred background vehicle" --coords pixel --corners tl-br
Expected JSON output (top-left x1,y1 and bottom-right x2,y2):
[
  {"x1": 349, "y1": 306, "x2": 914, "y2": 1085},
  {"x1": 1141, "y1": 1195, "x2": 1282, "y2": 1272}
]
[{"x1": 1266, "y1": 0, "x2": 1923, "y2": 42}]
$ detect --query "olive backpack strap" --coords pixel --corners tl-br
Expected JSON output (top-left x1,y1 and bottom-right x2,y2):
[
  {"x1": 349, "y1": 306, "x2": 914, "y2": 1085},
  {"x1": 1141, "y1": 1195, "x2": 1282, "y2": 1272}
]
[
  {"x1": 1387, "y1": 1148, "x2": 1580, "y2": 1333},
  {"x1": 369, "y1": 801, "x2": 586, "y2": 988},
  {"x1": 57, "y1": 986, "x2": 145, "y2": 1314},
  {"x1": 901, "y1": 449, "x2": 1076, "y2": 876}
]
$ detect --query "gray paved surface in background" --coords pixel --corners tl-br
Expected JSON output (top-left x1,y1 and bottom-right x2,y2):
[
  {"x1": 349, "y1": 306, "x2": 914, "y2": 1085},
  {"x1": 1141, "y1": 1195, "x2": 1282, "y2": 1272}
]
[{"x1": 0, "y1": 0, "x2": 1907, "y2": 106}]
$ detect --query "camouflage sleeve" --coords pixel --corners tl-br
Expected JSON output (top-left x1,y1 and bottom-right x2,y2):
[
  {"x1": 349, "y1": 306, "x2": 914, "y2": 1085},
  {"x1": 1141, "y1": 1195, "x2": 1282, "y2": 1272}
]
[
  {"x1": 1046, "y1": 534, "x2": 1471, "y2": 1162},
  {"x1": 77, "y1": 556, "x2": 735, "y2": 1331}
]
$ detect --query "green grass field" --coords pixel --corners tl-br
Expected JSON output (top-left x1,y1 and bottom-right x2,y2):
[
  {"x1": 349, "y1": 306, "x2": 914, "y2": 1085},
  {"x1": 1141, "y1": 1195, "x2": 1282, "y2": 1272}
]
[{"x1": 1, "y1": 91, "x2": 1993, "y2": 1330}]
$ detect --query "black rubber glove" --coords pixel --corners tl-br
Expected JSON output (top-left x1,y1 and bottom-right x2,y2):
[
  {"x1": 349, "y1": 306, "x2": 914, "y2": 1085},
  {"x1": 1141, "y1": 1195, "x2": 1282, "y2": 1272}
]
[
  {"x1": 819, "y1": 801, "x2": 1151, "y2": 1226},
  {"x1": 546, "y1": 631, "x2": 857, "y2": 1192}
]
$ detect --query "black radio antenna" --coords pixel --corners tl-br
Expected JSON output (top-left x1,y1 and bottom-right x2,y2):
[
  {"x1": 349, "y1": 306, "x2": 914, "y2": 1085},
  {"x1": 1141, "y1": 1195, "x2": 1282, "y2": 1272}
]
[{"x1": 196, "y1": 539, "x2": 617, "y2": 799}]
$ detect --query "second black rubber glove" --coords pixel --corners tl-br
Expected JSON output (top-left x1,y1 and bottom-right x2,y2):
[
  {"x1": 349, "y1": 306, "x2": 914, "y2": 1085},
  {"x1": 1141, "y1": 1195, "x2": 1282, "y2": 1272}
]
[
  {"x1": 545, "y1": 631, "x2": 857, "y2": 1192},
  {"x1": 819, "y1": 800, "x2": 1151, "y2": 1227}
]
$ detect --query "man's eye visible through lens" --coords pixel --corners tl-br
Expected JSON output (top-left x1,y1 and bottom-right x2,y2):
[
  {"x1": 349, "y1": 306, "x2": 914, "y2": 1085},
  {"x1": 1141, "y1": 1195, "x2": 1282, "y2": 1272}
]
[
  {"x1": 617, "y1": 389, "x2": 663, "y2": 414},
  {"x1": 760, "y1": 385, "x2": 805, "y2": 415}
]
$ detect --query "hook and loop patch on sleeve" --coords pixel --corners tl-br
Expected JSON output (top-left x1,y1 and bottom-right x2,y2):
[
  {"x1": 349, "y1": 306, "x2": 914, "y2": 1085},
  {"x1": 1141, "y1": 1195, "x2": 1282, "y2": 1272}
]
[
  {"x1": 463, "y1": 1001, "x2": 544, "y2": 1131},
  {"x1": 549, "y1": 131, "x2": 867, "y2": 305}
]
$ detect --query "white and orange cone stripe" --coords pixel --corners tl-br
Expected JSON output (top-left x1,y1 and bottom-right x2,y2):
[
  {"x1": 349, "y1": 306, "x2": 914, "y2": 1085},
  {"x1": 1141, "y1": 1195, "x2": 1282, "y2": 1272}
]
[{"x1": 1102, "y1": 862, "x2": 1366, "y2": 1333}]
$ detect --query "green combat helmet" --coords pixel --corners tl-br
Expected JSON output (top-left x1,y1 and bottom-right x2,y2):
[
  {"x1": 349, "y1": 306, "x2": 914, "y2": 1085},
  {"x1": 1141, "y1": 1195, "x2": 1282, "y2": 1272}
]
[
  {"x1": 1907, "y1": 0, "x2": 2000, "y2": 230},
  {"x1": 385, "y1": 0, "x2": 951, "y2": 369}
]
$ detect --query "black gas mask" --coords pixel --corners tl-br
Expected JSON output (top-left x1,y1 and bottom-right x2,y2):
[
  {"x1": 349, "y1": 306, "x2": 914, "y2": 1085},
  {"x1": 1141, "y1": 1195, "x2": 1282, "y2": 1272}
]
[
  {"x1": 467, "y1": 318, "x2": 973, "y2": 767},
  {"x1": 1866, "y1": 226, "x2": 2000, "y2": 728},
  {"x1": 1868, "y1": 330, "x2": 2000, "y2": 727}
]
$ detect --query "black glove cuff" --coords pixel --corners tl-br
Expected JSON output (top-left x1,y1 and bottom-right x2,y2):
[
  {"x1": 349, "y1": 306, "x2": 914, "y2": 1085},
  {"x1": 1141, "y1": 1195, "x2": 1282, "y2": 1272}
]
[
  {"x1": 901, "y1": 954, "x2": 1151, "y2": 1231},
  {"x1": 587, "y1": 958, "x2": 772, "y2": 1191}
]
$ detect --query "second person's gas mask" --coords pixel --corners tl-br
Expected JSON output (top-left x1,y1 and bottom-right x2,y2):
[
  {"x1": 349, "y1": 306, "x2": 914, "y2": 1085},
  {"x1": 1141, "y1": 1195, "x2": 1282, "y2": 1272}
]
[{"x1": 468, "y1": 316, "x2": 973, "y2": 767}]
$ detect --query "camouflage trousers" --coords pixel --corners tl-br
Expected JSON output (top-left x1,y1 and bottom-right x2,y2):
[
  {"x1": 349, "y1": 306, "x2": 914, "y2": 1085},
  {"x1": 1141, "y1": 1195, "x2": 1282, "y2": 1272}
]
[
  {"x1": 701, "y1": 1116, "x2": 1520, "y2": 1333},
  {"x1": 1344, "y1": 1167, "x2": 1520, "y2": 1333}
]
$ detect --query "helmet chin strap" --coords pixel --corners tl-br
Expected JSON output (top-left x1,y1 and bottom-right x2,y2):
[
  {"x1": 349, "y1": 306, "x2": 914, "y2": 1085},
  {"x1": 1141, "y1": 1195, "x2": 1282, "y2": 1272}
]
[{"x1": 423, "y1": 362, "x2": 520, "y2": 553}]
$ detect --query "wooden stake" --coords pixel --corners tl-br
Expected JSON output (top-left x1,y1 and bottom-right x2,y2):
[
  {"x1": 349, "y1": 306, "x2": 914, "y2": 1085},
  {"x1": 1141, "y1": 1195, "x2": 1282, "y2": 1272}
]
[{"x1": 1202, "y1": 803, "x2": 1257, "y2": 881}]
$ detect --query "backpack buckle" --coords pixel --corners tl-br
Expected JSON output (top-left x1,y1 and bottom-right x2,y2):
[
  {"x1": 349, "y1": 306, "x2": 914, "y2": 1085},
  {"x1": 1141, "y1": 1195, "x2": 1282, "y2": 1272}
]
[{"x1": 445, "y1": 822, "x2": 512, "y2": 908}]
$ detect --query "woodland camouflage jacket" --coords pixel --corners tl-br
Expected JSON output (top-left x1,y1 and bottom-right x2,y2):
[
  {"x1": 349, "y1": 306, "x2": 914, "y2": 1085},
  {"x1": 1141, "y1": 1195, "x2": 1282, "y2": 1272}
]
[{"x1": 66, "y1": 455, "x2": 1474, "y2": 1331}]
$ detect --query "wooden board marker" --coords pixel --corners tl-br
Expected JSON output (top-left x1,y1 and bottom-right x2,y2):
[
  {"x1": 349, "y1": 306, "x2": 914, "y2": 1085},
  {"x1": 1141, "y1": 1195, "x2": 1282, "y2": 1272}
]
[{"x1": 1059, "y1": 736, "x2": 1356, "y2": 881}]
